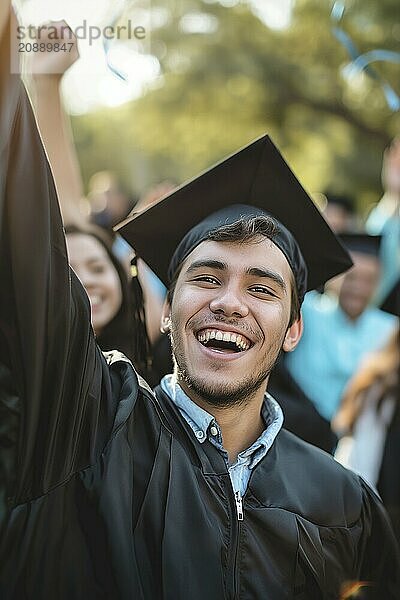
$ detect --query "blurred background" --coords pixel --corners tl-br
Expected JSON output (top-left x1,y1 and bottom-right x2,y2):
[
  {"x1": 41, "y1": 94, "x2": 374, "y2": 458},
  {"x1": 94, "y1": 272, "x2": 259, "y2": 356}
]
[{"x1": 17, "y1": 0, "x2": 400, "y2": 215}]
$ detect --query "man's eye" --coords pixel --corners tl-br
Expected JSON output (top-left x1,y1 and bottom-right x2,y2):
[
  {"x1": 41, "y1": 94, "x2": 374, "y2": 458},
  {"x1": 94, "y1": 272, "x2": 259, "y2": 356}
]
[
  {"x1": 193, "y1": 275, "x2": 219, "y2": 284},
  {"x1": 250, "y1": 285, "x2": 276, "y2": 297}
]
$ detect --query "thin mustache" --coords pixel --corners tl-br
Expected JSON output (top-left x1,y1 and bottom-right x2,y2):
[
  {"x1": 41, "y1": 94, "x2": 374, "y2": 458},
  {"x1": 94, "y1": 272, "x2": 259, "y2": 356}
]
[{"x1": 189, "y1": 314, "x2": 262, "y2": 343}]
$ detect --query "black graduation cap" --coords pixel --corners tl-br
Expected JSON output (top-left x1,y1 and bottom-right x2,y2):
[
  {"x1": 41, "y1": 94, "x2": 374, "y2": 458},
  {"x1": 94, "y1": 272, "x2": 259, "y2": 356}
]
[
  {"x1": 339, "y1": 233, "x2": 382, "y2": 258},
  {"x1": 117, "y1": 134, "x2": 352, "y2": 293}
]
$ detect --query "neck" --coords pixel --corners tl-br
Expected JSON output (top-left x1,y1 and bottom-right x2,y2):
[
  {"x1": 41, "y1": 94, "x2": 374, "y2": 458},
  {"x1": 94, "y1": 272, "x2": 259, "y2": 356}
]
[
  {"x1": 179, "y1": 381, "x2": 267, "y2": 464},
  {"x1": 339, "y1": 304, "x2": 363, "y2": 322}
]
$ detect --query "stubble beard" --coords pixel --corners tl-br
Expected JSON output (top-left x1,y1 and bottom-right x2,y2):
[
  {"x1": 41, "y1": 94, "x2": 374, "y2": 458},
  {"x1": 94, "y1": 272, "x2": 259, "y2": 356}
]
[{"x1": 169, "y1": 324, "x2": 284, "y2": 409}]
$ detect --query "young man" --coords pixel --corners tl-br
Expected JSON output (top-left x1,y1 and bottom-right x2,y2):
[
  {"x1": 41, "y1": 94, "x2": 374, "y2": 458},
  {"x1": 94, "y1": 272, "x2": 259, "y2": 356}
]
[{"x1": 0, "y1": 7, "x2": 399, "y2": 599}]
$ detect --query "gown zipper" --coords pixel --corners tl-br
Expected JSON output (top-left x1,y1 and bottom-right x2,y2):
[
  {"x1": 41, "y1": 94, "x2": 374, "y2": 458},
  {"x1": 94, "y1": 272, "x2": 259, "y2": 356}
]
[
  {"x1": 235, "y1": 490, "x2": 244, "y2": 521},
  {"x1": 227, "y1": 488, "x2": 244, "y2": 599}
]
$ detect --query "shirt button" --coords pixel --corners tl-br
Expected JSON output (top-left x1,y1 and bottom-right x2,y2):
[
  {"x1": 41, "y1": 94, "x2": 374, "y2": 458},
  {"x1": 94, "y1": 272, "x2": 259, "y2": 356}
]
[
  {"x1": 196, "y1": 431, "x2": 205, "y2": 439},
  {"x1": 210, "y1": 426, "x2": 218, "y2": 437}
]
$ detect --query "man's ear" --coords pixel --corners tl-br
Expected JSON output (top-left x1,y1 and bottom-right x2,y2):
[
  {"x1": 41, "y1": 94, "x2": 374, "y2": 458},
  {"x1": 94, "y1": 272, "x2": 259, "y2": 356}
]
[
  {"x1": 282, "y1": 313, "x2": 303, "y2": 352},
  {"x1": 160, "y1": 299, "x2": 172, "y2": 334}
]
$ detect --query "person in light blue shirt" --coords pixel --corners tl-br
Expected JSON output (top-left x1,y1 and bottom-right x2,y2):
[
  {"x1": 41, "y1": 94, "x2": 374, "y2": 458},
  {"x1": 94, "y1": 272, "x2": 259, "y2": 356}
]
[{"x1": 286, "y1": 234, "x2": 398, "y2": 421}]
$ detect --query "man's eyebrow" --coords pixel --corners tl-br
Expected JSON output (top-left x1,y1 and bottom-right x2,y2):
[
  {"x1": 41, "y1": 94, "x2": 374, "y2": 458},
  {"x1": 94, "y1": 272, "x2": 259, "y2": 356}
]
[
  {"x1": 185, "y1": 259, "x2": 227, "y2": 273},
  {"x1": 246, "y1": 267, "x2": 287, "y2": 292}
]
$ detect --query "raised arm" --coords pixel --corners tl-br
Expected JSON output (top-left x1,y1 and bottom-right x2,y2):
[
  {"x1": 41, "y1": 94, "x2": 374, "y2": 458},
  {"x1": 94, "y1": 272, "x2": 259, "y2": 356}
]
[
  {"x1": 28, "y1": 22, "x2": 85, "y2": 226},
  {"x1": 29, "y1": 27, "x2": 165, "y2": 347},
  {"x1": 0, "y1": 12, "x2": 112, "y2": 506}
]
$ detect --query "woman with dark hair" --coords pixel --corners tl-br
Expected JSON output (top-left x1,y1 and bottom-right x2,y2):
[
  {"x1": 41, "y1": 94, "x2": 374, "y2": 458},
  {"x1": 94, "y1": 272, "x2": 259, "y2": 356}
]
[{"x1": 65, "y1": 225, "x2": 151, "y2": 380}]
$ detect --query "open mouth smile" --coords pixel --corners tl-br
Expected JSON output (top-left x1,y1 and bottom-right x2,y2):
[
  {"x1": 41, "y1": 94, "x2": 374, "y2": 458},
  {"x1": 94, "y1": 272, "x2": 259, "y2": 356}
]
[
  {"x1": 195, "y1": 328, "x2": 252, "y2": 353},
  {"x1": 89, "y1": 294, "x2": 102, "y2": 308}
]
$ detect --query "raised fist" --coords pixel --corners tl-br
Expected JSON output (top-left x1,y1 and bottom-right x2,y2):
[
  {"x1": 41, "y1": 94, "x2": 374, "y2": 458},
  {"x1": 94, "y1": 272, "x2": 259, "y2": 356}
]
[{"x1": 27, "y1": 20, "x2": 79, "y2": 78}]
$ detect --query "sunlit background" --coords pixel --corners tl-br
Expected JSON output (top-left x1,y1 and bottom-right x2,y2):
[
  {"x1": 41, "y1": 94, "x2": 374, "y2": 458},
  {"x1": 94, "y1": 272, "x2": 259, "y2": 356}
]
[
  {"x1": 18, "y1": 0, "x2": 293, "y2": 111},
  {"x1": 16, "y1": 0, "x2": 400, "y2": 211}
]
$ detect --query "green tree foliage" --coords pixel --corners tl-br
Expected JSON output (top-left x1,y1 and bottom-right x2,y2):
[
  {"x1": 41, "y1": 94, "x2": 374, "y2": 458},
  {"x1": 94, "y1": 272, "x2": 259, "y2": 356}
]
[{"x1": 72, "y1": 0, "x2": 400, "y2": 214}]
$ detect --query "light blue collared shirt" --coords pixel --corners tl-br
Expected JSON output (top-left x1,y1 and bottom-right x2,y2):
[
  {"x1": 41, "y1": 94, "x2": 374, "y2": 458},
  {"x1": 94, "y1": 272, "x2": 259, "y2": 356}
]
[
  {"x1": 286, "y1": 291, "x2": 398, "y2": 420},
  {"x1": 160, "y1": 374, "x2": 283, "y2": 497}
]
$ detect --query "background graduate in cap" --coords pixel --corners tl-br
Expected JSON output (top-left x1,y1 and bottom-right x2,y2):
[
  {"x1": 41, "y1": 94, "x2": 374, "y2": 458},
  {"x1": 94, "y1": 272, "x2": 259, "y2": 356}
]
[
  {"x1": 286, "y1": 232, "x2": 398, "y2": 423},
  {"x1": 1, "y1": 6, "x2": 399, "y2": 596}
]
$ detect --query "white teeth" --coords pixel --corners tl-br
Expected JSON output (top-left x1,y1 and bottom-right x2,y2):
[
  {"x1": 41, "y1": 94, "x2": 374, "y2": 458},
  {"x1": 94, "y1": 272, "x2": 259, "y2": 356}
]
[
  {"x1": 197, "y1": 328, "x2": 251, "y2": 351},
  {"x1": 236, "y1": 335, "x2": 244, "y2": 349}
]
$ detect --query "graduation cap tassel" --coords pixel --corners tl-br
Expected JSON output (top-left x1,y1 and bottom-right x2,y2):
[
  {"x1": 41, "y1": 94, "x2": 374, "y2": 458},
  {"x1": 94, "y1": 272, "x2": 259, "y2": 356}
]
[{"x1": 130, "y1": 255, "x2": 153, "y2": 376}]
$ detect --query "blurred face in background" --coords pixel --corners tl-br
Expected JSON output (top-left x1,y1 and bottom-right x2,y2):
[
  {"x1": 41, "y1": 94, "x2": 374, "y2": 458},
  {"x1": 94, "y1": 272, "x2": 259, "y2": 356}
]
[
  {"x1": 338, "y1": 251, "x2": 381, "y2": 320},
  {"x1": 323, "y1": 203, "x2": 353, "y2": 234},
  {"x1": 67, "y1": 233, "x2": 123, "y2": 334}
]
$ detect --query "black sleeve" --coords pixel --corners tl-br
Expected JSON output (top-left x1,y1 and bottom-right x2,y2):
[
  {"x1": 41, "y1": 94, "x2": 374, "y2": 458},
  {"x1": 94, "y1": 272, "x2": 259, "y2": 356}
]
[
  {"x1": 356, "y1": 478, "x2": 400, "y2": 599},
  {"x1": 0, "y1": 16, "x2": 116, "y2": 506}
]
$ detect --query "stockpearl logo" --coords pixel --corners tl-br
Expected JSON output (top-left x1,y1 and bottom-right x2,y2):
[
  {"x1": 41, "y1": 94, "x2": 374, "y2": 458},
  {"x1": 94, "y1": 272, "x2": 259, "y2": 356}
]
[
  {"x1": 9, "y1": 3, "x2": 152, "y2": 77},
  {"x1": 16, "y1": 21, "x2": 147, "y2": 47}
]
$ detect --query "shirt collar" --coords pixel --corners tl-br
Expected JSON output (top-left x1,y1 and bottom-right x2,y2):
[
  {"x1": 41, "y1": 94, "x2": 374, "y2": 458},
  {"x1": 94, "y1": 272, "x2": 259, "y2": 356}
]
[
  {"x1": 161, "y1": 374, "x2": 215, "y2": 442},
  {"x1": 160, "y1": 373, "x2": 283, "y2": 466}
]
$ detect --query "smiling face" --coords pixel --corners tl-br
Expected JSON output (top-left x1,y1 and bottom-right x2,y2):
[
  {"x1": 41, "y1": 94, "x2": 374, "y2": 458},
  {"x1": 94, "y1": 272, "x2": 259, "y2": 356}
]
[
  {"x1": 67, "y1": 233, "x2": 123, "y2": 335},
  {"x1": 165, "y1": 237, "x2": 303, "y2": 408}
]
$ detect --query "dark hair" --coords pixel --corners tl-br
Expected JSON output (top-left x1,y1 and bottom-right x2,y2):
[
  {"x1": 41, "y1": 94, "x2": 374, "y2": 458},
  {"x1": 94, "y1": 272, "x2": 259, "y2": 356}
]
[
  {"x1": 167, "y1": 215, "x2": 300, "y2": 326},
  {"x1": 65, "y1": 224, "x2": 152, "y2": 377}
]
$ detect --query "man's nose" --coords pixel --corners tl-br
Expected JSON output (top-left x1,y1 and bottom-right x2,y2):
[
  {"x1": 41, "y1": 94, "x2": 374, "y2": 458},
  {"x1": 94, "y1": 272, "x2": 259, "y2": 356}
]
[{"x1": 209, "y1": 286, "x2": 249, "y2": 318}]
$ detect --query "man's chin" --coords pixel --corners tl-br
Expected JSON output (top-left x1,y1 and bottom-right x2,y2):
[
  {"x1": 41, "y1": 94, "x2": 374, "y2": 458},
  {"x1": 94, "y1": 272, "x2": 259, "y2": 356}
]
[{"x1": 179, "y1": 373, "x2": 265, "y2": 409}]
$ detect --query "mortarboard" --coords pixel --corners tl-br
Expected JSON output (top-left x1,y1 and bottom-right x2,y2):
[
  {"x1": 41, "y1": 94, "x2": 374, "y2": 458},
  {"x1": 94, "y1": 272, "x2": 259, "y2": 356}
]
[
  {"x1": 117, "y1": 134, "x2": 352, "y2": 298},
  {"x1": 339, "y1": 233, "x2": 382, "y2": 258}
]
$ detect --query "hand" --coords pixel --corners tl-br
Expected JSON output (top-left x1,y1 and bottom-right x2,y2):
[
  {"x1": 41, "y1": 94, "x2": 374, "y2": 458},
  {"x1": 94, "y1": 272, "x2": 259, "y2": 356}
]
[
  {"x1": 29, "y1": 21, "x2": 79, "y2": 79},
  {"x1": 382, "y1": 137, "x2": 400, "y2": 195}
]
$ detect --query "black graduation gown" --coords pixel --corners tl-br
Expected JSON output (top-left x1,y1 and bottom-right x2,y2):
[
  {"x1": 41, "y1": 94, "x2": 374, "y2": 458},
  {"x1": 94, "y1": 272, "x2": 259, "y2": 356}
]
[
  {"x1": 1, "y1": 16, "x2": 400, "y2": 600},
  {"x1": 378, "y1": 399, "x2": 400, "y2": 541},
  {"x1": 1, "y1": 355, "x2": 400, "y2": 599}
]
